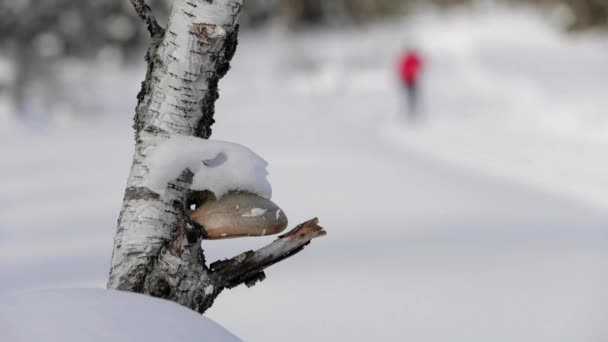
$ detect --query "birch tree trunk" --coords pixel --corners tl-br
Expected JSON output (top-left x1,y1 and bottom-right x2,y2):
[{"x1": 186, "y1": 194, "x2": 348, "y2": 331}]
[{"x1": 108, "y1": 0, "x2": 325, "y2": 314}]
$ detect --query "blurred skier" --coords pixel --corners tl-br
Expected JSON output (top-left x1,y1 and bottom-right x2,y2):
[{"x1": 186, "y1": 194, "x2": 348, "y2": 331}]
[{"x1": 398, "y1": 49, "x2": 423, "y2": 119}]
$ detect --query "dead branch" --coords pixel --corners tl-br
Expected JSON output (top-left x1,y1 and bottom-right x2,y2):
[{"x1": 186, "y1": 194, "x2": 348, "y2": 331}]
[
  {"x1": 210, "y1": 218, "x2": 327, "y2": 289},
  {"x1": 130, "y1": 0, "x2": 164, "y2": 36}
]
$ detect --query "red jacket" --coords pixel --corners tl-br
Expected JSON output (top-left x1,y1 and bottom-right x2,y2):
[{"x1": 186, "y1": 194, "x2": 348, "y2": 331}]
[{"x1": 399, "y1": 52, "x2": 422, "y2": 85}]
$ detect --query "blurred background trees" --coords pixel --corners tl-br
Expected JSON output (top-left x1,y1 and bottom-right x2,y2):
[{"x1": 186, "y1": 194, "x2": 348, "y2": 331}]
[
  {"x1": 0, "y1": 0, "x2": 173, "y2": 116},
  {"x1": 0, "y1": 0, "x2": 606, "y2": 118},
  {"x1": 245, "y1": 0, "x2": 607, "y2": 29}
]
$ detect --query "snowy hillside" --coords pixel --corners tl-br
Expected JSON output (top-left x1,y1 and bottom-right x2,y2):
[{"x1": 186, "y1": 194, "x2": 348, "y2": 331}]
[{"x1": 1, "y1": 5, "x2": 607, "y2": 342}]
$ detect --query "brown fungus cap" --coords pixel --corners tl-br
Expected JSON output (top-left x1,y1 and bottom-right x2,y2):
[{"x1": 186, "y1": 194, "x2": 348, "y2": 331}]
[{"x1": 190, "y1": 191, "x2": 288, "y2": 239}]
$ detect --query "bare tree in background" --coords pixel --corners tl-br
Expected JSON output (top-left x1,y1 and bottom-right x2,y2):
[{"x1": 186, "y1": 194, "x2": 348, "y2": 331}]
[{"x1": 107, "y1": 0, "x2": 326, "y2": 314}]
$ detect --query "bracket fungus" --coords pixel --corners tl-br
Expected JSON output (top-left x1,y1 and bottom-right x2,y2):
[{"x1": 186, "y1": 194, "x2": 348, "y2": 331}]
[{"x1": 190, "y1": 191, "x2": 288, "y2": 239}]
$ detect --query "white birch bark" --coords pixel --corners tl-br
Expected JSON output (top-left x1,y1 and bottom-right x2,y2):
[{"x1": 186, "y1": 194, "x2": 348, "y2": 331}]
[
  {"x1": 109, "y1": 0, "x2": 242, "y2": 293},
  {"x1": 109, "y1": 0, "x2": 326, "y2": 314}
]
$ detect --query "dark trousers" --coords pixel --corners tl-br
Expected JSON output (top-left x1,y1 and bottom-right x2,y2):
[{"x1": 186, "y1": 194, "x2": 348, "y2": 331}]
[{"x1": 404, "y1": 81, "x2": 418, "y2": 118}]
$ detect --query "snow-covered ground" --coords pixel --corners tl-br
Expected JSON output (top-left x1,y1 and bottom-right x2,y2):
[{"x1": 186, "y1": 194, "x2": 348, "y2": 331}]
[
  {"x1": 0, "y1": 289, "x2": 240, "y2": 342},
  {"x1": 1, "y1": 6, "x2": 608, "y2": 341}
]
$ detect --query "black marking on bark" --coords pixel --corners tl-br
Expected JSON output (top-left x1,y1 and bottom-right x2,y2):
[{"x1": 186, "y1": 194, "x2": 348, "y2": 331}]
[
  {"x1": 195, "y1": 40, "x2": 211, "y2": 47},
  {"x1": 143, "y1": 125, "x2": 168, "y2": 136},
  {"x1": 181, "y1": 10, "x2": 196, "y2": 18},
  {"x1": 134, "y1": 34, "x2": 164, "y2": 138},
  {"x1": 190, "y1": 49, "x2": 206, "y2": 56},
  {"x1": 124, "y1": 186, "x2": 161, "y2": 202},
  {"x1": 180, "y1": 99, "x2": 198, "y2": 105},
  {"x1": 194, "y1": 24, "x2": 239, "y2": 138},
  {"x1": 227, "y1": 1, "x2": 240, "y2": 12}
]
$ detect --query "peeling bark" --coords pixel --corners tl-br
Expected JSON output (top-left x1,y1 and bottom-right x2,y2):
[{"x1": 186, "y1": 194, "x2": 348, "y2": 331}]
[{"x1": 108, "y1": 0, "x2": 325, "y2": 314}]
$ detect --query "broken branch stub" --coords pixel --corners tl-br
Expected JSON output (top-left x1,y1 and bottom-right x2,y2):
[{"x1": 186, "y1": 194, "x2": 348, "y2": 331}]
[
  {"x1": 211, "y1": 218, "x2": 326, "y2": 289},
  {"x1": 130, "y1": 0, "x2": 163, "y2": 36}
]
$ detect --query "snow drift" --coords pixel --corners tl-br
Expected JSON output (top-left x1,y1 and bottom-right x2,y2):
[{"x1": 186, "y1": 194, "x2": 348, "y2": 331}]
[{"x1": 0, "y1": 288, "x2": 240, "y2": 342}]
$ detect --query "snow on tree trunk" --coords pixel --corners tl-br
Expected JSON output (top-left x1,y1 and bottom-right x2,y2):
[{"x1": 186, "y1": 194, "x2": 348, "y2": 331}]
[{"x1": 108, "y1": 0, "x2": 325, "y2": 314}]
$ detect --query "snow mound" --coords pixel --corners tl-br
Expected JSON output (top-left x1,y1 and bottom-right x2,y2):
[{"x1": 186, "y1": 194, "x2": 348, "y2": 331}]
[
  {"x1": 147, "y1": 135, "x2": 272, "y2": 199},
  {"x1": 0, "y1": 288, "x2": 241, "y2": 342}
]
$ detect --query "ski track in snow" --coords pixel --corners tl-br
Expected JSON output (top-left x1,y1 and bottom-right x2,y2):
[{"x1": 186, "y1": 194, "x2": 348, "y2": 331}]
[{"x1": 1, "y1": 7, "x2": 608, "y2": 342}]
